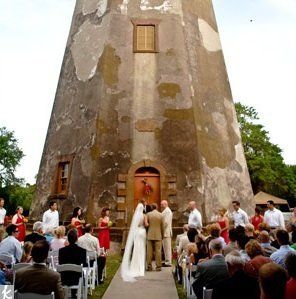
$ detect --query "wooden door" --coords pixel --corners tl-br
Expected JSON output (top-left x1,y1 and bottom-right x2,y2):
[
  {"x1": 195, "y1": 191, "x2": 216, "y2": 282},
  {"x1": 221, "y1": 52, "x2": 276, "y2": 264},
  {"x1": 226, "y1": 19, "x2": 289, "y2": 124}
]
[{"x1": 134, "y1": 168, "x2": 160, "y2": 209}]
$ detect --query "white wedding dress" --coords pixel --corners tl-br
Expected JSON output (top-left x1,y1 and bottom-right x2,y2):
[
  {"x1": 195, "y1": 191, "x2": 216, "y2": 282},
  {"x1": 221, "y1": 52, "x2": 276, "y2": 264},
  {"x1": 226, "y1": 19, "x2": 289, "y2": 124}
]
[{"x1": 121, "y1": 203, "x2": 146, "y2": 282}]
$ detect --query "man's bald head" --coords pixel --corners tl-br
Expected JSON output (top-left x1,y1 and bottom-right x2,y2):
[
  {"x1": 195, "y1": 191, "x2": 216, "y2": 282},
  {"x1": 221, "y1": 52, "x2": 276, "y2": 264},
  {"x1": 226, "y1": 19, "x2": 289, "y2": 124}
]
[{"x1": 161, "y1": 200, "x2": 168, "y2": 211}]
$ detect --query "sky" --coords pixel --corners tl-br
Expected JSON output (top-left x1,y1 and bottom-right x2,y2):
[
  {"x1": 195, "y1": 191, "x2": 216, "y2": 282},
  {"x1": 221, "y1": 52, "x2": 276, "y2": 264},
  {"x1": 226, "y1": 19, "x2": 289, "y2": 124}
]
[{"x1": 0, "y1": 0, "x2": 295, "y2": 184}]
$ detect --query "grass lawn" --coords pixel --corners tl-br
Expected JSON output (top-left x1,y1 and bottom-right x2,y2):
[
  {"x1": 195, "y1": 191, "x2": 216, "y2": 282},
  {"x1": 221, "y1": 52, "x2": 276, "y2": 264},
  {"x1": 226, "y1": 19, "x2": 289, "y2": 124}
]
[
  {"x1": 174, "y1": 274, "x2": 186, "y2": 299},
  {"x1": 89, "y1": 254, "x2": 122, "y2": 299}
]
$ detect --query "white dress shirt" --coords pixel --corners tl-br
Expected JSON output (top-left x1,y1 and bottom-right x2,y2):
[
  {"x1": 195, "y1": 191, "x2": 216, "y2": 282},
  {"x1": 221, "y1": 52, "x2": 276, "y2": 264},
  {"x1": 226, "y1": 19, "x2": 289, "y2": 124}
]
[
  {"x1": 42, "y1": 209, "x2": 59, "y2": 234},
  {"x1": 78, "y1": 233, "x2": 100, "y2": 255},
  {"x1": 0, "y1": 236, "x2": 22, "y2": 263},
  {"x1": 264, "y1": 208, "x2": 285, "y2": 228},
  {"x1": 188, "y1": 208, "x2": 202, "y2": 229},
  {"x1": 232, "y1": 208, "x2": 249, "y2": 227},
  {"x1": 0, "y1": 207, "x2": 6, "y2": 225}
]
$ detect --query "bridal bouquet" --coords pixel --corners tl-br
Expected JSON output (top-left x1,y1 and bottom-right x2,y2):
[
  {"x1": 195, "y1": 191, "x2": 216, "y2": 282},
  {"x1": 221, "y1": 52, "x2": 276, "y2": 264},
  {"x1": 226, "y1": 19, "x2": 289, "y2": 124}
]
[{"x1": 108, "y1": 220, "x2": 113, "y2": 227}]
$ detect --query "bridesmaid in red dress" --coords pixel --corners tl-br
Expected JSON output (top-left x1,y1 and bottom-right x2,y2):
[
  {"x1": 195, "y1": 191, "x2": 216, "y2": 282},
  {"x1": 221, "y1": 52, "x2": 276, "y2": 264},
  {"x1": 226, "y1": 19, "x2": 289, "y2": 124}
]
[
  {"x1": 12, "y1": 206, "x2": 26, "y2": 242},
  {"x1": 71, "y1": 207, "x2": 85, "y2": 238},
  {"x1": 251, "y1": 207, "x2": 264, "y2": 231},
  {"x1": 217, "y1": 208, "x2": 230, "y2": 244},
  {"x1": 98, "y1": 208, "x2": 111, "y2": 251}
]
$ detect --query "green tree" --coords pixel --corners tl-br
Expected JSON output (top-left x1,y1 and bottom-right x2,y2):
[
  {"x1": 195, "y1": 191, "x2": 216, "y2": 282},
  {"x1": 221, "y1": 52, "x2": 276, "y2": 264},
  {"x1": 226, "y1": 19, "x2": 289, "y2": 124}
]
[
  {"x1": 7, "y1": 183, "x2": 36, "y2": 215},
  {"x1": 0, "y1": 127, "x2": 24, "y2": 186},
  {"x1": 235, "y1": 102, "x2": 295, "y2": 202}
]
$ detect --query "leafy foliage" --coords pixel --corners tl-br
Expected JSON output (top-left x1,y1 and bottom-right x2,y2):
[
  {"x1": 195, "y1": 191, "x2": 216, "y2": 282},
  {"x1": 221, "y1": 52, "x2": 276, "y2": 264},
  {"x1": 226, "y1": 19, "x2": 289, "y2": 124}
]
[
  {"x1": 235, "y1": 102, "x2": 296, "y2": 204},
  {"x1": 0, "y1": 127, "x2": 24, "y2": 186}
]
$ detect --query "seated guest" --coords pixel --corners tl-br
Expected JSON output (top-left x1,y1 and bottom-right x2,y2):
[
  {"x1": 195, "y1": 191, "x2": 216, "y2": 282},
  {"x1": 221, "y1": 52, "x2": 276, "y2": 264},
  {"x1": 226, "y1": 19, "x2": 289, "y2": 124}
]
[
  {"x1": 192, "y1": 239, "x2": 229, "y2": 299},
  {"x1": 59, "y1": 228, "x2": 87, "y2": 286},
  {"x1": 177, "y1": 228, "x2": 197, "y2": 284},
  {"x1": 190, "y1": 236, "x2": 209, "y2": 265},
  {"x1": 0, "y1": 227, "x2": 5, "y2": 242},
  {"x1": 0, "y1": 224, "x2": 22, "y2": 263},
  {"x1": 245, "y1": 240, "x2": 271, "y2": 278},
  {"x1": 51, "y1": 226, "x2": 66, "y2": 251},
  {"x1": 175, "y1": 224, "x2": 189, "y2": 248},
  {"x1": 24, "y1": 221, "x2": 46, "y2": 244},
  {"x1": 245, "y1": 223, "x2": 255, "y2": 239},
  {"x1": 20, "y1": 241, "x2": 33, "y2": 263},
  {"x1": 177, "y1": 226, "x2": 197, "y2": 256},
  {"x1": 270, "y1": 229, "x2": 295, "y2": 269},
  {"x1": 212, "y1": 250, "x2": 260, "y2": 299},
  {"x1": 176, "y1": 225, "x2": 190, "y2": 255},
  {"x1": 259, "y1": 263, "x2": 287, "y2": 299},
  {"x1": 285, "y1": 252, "x2": 296, "y2": 299},
  {"x1": 78, "y1": 224, "x2": 106, "y2": 283},
  {"x1": 237, "y1": 233, "x2": 250, "y2": 262},
  {"x1": 15, "y1": 240, "x2": 64, "y2": 299},
  {"x1": 223, "y1": 228, "x2": 238, "y2": 255},
  {"x1": 204, "y1": 223, "x2": 226, "y2": 249},
  {"x1": 258, "y1": 222, "x2": 271, "y2": 233},
  {"x1": 258, "y1": 230, "x2": 277, "y2": 257}
]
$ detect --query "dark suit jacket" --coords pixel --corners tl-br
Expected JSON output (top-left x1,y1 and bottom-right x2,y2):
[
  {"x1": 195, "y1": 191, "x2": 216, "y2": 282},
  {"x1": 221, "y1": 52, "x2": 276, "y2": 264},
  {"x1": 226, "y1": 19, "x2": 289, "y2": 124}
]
[
  {"x1": 24, "y1": 232, "x2": 46, "y2": 244},
  {"x1": 192, "y1": 255, "x2": 229, "y2": 299},
  {"x1": 58, "y1": 243, "x2": 87, "y2": 286},
  {"x1": 212, "y1": 270, "x2": 260, "y2": 299},
  {"x1": 15, "y1": 264, "x2": 64, "y2": 299}
]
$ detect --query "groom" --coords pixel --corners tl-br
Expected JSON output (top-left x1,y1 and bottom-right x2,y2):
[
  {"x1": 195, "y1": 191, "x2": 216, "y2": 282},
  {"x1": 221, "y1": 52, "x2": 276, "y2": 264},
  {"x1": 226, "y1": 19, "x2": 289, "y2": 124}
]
[{"x1": 145, "y1": 203, "x2": 163, "y2": 271}]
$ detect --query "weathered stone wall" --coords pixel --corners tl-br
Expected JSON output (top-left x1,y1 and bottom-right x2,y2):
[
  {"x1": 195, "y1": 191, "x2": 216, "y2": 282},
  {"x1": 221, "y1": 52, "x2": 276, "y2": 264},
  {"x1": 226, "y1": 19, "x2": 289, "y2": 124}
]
[{"x1": 31, "y1": 0, "x2": 254, "y2": 226}]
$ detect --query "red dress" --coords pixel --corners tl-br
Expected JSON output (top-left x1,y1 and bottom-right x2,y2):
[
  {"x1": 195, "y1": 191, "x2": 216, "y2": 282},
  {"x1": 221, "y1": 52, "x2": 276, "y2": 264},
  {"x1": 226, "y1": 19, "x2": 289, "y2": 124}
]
[
  {"x1": 74, "y1": 220, "x2": 83, "y2": 238},
  {"x1": 251, "y1": 215, "x2": 263, "y2": 231},
  {"x1": 16, "y1": 215, "x2": 26, "y2": 242},
  {"x1": 98, "y1": 221, "x2": 110, "y2": 250},
  {"x1": 217, "y1": 219, "x2": 229, "y2": 244}
]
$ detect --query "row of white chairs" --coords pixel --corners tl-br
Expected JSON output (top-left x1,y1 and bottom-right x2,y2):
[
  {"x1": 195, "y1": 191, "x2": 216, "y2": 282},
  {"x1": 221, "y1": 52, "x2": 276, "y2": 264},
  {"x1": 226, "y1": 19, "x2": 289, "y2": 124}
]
[
  {"x1": 1, "y1": 249, "x2": 106, "y2": 299},
  {"x1": 180, "y1": 258, "x2": 213, "y2": 299}
]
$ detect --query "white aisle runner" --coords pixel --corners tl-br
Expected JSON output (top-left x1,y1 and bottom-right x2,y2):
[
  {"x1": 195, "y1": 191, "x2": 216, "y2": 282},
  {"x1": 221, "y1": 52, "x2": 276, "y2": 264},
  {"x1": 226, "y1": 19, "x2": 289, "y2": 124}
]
[{"x1": 102, "y1": 266, "x2": 179, "y2": 299}]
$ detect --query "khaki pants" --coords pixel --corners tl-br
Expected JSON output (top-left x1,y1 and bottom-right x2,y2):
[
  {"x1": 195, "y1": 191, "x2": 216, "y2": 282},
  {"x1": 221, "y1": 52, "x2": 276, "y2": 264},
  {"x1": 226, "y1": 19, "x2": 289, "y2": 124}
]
[
  {"x1": 163, "y1": 237, "x2": 172, "y2": 265},
  {"x1": 147, "y1": 240, "x2": 162, "y2": 270}
]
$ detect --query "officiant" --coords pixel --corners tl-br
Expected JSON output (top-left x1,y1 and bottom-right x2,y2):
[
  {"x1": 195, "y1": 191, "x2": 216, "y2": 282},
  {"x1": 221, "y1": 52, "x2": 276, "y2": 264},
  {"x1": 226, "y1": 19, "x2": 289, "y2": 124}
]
[{"x1": 161, "y1": 200, "x2": 173, "y2": 267}]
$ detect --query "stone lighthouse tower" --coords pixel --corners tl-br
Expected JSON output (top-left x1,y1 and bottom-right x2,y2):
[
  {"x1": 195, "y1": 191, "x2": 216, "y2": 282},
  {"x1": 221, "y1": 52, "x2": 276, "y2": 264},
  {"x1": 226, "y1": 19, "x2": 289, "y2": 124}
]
[{"x1": 31, "y1": 0, "x2": 254, "y2": 228}]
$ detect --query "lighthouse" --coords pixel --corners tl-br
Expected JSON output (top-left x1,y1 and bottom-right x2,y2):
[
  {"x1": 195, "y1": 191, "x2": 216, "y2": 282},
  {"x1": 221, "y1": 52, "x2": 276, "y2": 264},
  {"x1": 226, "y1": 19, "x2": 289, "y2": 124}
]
[{"x1": 31, "y1": 0, "x2": 254, "y2": 229}]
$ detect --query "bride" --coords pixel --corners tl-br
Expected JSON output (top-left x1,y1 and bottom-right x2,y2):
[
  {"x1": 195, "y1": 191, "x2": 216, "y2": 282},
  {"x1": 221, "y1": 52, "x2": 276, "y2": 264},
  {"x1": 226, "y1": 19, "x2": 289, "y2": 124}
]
[{"x1": 121, "y1": 202, "x2": 147, "y2": 282}]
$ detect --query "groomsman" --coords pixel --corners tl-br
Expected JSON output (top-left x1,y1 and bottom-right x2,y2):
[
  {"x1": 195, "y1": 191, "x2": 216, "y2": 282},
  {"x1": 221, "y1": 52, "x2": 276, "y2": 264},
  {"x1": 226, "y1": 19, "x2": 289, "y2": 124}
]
[
  {"x1": 42, "y1": 201, "x2": 59, "y2": 241},
  {"x1": 161, "y1": 200, "x2": 173, "y2": 267}
]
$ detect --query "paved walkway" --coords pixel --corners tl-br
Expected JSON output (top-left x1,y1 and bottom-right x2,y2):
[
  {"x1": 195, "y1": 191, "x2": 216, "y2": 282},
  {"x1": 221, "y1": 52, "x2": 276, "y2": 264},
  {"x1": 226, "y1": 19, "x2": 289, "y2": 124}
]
[{"x1": 102, "y1": 267, "x2": 179, "y2": 299}]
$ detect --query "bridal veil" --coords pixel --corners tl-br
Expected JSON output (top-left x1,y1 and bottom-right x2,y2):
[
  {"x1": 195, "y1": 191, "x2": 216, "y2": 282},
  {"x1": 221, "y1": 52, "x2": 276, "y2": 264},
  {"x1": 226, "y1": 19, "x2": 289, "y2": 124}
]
[{"x1": 121, "y1": 203, "x2": 144, "y2": 282}]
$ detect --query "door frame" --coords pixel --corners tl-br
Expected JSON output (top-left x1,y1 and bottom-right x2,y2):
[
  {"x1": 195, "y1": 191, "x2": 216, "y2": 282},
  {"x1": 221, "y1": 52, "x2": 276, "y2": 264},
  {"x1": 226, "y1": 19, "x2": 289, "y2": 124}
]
[{"x1": 126, "y1": 160, "x2": 167, "y2": 225}]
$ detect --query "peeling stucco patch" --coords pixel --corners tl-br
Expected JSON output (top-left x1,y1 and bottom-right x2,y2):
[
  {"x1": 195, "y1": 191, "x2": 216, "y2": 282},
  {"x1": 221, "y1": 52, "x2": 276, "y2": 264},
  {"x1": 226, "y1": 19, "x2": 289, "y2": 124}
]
[
  {"x1": 198, "y1": 19, "x2": 222, "y2": 52},
  {"x1": 139, "y1": 0, "x2": 182, "y2": 14},
  {"x1": 82, "y1": 0, "x2": 107, "y2": 16},
  {"x1": 119, "y1": 0, "x2": 129, "y2": 15},
  {"x1": 158, "y1": 83, "x2": 181, "y2": 99},
  {"x1": 71, "y1": 18, "x2": 109, "y2": 82},
  {"x1": 135, "y1": 119, "x2": 159, "y2": 132},
  {"x1": 98, "y1": 44, "x2": 121, "y2": 86}
]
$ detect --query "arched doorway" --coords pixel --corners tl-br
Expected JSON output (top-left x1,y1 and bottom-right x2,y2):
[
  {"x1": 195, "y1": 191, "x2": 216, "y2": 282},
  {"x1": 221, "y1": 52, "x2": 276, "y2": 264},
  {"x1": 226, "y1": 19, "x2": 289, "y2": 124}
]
[{"x1": 134, "y1": 167, "x2": 160, "y2": 209}]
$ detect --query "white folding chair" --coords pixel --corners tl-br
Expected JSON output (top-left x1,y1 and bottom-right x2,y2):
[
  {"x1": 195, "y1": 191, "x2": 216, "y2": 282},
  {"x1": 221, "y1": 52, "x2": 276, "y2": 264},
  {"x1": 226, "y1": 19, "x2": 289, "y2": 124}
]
[
  {"x1": 12, "y1": 263, "x2": 30, "y2": 284},
  {"x1": 48, "y1": 250, "x2": 59, "y2": 270},
  {"x1": 86, "y1": 251, "x2": 98, "y2": 293},
  {"x1": 56, "y1": 264, "x2": 85, "y2": 299},
  {"x1": 203, "y1": 287, "x2": 213, "y2": 299},
  {"x1": 0, "y1": 253, "x2": 15, "y2": 266},
  {"x1": 15, "y1": 290, "x2": 55, "y2": 299}
]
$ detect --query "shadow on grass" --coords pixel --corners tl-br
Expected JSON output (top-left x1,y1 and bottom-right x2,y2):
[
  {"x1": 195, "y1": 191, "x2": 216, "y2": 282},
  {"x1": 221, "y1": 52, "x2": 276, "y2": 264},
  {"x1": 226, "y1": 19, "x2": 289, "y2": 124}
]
[{"x1": 89, "y1": 254, "x2": 122, "y2": 299}]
